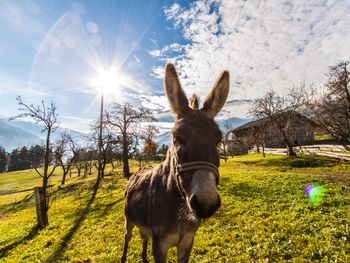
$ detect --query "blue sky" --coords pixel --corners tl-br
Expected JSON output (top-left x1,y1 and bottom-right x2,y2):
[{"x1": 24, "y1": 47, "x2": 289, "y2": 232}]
[{"x1": 0, "y1": 0, "x2": 349, "y2": 133}]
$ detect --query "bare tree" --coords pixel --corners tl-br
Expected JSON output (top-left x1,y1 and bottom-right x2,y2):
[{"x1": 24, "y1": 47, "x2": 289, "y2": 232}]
[
  {"x1": 141, "y1": 125, "x2": 159, "y2": 160},
  {"x1": 106, "y1": 103, "x2": 154, "y2": 178},
  {"x1": 141, "y1": 125, "x2": 160, "y2": 142},
  {"x1": 10, "y1": 96, "x2": 59, "y2": 227},
  {"x1": 55, "y1": 132, "x2": 79, "y2": 185},
  {"x1": 303, "y1": 61, "x2": 350, "y2": 147},
  {"x1": 220, "y1": 120, "x2": 232, "y2": 161},
  {"x1": 250, "y1": 91, "x2": 303, "y2": 156},
  {"x1": 90, "y1": 118, "x2": 117, "y2": 180},
  {"x1": 254, "y1": 124, "x2": 269, "y2": 157}
]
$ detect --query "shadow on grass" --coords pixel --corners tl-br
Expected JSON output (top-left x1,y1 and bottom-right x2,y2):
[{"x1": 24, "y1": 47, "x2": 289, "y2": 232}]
[
  {"x1": 220, "y1": 179, "x2": 266, "y2": 199},
  {"x1": 0, "y1": 193, "x2": 34, "y2": 215},
  {"x1": 45, "y1": 184, "x2": 99, "y2": 262},
  {"x1": 239, "y1": 155, "x2": 337, "y2": 168},
  {"x1": 0, "y1": 225, "x2": 39, "y2": 258}
]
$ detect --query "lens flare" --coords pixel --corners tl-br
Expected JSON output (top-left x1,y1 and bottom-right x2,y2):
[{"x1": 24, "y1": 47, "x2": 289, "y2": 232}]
[{"x1": 305, "y1": 185, "x2": 325, "y2": 206}]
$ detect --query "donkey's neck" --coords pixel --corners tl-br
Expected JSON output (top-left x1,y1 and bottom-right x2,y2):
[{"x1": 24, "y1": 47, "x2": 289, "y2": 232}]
[{"x1": 162, "y1": 145, "x2": 177, "y2": 188}]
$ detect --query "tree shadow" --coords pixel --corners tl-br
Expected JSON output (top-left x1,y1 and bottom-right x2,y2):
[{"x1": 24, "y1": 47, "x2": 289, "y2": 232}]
[
  {"x1": 0, "y1": 225, "x2": 39, "y2": 258},
  {"x1": 0, "y1": 193, "x2": 34, "y2": 215},
  {"x1": 92, "y1": 196, "x2": 124, "y2": 220},
  {"x1": 45, "y1": 184, "x2": 99, "y2": 262},
  {"x1": 220, "y1": 179, "x2": 266, "y2": 200},
  {"x1": 239, "y1": 155, "x2": 337, "y2": 168}
]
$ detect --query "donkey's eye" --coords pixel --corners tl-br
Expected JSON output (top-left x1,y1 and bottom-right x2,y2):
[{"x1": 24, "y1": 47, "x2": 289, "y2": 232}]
[{"x1": 174, "y1": 136, "x2": 185, "y2": 146}]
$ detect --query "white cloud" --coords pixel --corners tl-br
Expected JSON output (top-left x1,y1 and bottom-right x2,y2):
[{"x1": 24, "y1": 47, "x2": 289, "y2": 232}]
[
  {"x1": 136, "y1": 94, "x2": 169, "y2": 111},
  {"x1": 86, "y1": 21, "x2": 98, "y2": 33},
  {"x1": 164, "y1": 3, "x2": 182, "y2": 21},
  {"x1": 150, "y1": 65, "x2": 165, "y2": 79},
  {"x1": 127, "y1": 55, "x2": 141, "y2": 70},
  {"x1": 0, "y1": 1, "x2": 46, "y2": 35},
  {"x1": 148, "y1": 42, "x2": 184, "y2": 57},
  {"x1": 155, "y1": 0, "x2": 350, "y2": 118}
]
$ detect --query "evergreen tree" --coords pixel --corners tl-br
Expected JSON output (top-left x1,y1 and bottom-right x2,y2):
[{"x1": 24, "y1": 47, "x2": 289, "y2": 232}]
[
  {"x1": 17, "y1": 146, "x2": 32, "y2": 170},
  {"x1": 29, "y1": 144, "x2": 44, "y2": 168},
  {"x1": 0, "y1": 146, "x2": 7, "y2": 173},
  {"x1": 8, "y1": 148, "x2": 20, "y2": 172}
]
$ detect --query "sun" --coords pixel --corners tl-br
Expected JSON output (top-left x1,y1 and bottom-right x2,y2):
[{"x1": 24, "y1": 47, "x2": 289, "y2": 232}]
[{"x1": 96, "y1": 68, "x2": 128, "y2": 95}]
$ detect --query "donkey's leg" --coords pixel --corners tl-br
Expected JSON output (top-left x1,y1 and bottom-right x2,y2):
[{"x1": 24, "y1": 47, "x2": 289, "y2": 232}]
[
  {"x1": 152, "y1": 236, "x2": 168, "y2": 263},
  {"x1": 120, "y1": 219, "x2": 135, "y2": 263},
  {"x1": 177, "y1": 232, "x2": 195, "y2": 263},
  {"x1": 140, "y1": 231, "x2": 149, "y2": 263}
]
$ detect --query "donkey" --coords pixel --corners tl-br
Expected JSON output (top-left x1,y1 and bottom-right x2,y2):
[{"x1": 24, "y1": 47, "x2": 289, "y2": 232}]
[{"x1": 121, "y1": 63, "x2": 229, "y2": 263}]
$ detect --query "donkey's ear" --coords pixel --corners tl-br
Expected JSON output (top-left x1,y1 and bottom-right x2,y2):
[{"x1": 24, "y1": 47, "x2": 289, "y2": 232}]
[
  {"x1": 202, "y1": 70, "x2": 229, "y2": 118},
  {"x1": 164, "y1": 63, "x2": 190, "y2": 117}
]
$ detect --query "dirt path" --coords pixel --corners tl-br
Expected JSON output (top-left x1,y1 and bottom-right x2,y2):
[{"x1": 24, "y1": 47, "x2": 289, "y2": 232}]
[{"x1": 261, "y1": 144, "x2": 350, "y2": 161}]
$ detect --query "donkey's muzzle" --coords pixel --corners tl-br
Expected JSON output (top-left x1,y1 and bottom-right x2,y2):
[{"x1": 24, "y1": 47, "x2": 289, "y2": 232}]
[{"x1": 189, "y1": 194, "x2": 221, "y2": 219}]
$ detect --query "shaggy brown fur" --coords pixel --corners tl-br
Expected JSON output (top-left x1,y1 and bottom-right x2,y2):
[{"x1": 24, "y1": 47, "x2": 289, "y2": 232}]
[{"x1": 121, "y1": 63, "x2": 229, "y2": 263}]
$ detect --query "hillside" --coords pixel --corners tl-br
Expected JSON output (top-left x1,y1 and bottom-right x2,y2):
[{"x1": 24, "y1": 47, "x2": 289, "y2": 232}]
[{"x1": 1, "y1": 154, "x2": 350, "y2": 262}]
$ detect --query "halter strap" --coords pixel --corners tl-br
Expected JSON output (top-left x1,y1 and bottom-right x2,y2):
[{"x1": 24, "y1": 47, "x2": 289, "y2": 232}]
[
  {"x1": 177, "y1": 161, "x2": 220, "y2": 184},
  {"x1": 171, "y1": 146, "x2": 220, "y2": 199}
]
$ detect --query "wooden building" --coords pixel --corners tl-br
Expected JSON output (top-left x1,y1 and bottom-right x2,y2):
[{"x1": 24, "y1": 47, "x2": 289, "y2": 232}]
[{"x1": 230, "y1": 111, "x2": 316, "y2": 154}]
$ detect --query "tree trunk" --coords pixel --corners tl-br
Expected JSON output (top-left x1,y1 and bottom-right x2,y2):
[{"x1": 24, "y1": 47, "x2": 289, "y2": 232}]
[
  {"x1": 61, "y1": 165, "x2": 68, "y2": 185},
  {"x1": 37, "y1": 176, "x2": 49, "y2": 228},
  {"x1": 262, "y1": 143, "x2": 266, "y2": 158},
  {"x1": 34, "y1": 186, "x2": 48, "y2": 228},
  {"x1": 61, "y1": 171, "x2": 68, "y2": 185},
  {"x1": 84, "y1": 162, "x2": 88, "y2": 177},
  {"x1": 286, "y1": 144, "x2": 296, "y2": 156},
  {"x1": 122, "y1": 151, "x2": 130, "y2": 178},
  {"x1": 122, "y1": 134, "x2": 130, "y2": 178},
  {"x1": 38, "y1": 128, "x2": 51, "y2": 228},
  {"x1": 89, "y1": 161, "x2": 92, "y2": 174},
  {"x1": 278, "y1": 127, "x2": 296, "y2": 157}
]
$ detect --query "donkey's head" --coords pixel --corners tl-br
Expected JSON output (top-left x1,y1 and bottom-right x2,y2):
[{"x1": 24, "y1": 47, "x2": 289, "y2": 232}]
[{"x1": 164, "y1": 63, "x2": 229, "y2": 219}]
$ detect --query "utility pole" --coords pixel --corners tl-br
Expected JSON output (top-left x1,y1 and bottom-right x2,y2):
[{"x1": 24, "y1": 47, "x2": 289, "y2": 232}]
[{"x1": 97, "y1": 88, "x2": 104, "y2": 186}]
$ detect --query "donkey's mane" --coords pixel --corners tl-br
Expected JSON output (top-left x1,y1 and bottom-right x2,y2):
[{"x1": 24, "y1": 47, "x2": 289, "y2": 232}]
[{"x1": 189, "y1": 94, "x2": 200, "y2": 110}]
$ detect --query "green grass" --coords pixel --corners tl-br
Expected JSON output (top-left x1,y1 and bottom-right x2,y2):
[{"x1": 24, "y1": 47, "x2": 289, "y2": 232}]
[
  {"x1": 1, "y1": 154, "x2": 350, "y2": 262},
  {"x1": 314, "y1": 133, "x2": 334, "y2": 141},
  {"x1": 321, "y1": 149, "x2": 350, "y2": 155}
]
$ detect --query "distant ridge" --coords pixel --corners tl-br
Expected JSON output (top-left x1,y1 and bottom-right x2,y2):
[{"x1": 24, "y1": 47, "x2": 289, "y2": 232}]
[{"x1": 0, "y1": 117, "x2": 87, "y2": 152}]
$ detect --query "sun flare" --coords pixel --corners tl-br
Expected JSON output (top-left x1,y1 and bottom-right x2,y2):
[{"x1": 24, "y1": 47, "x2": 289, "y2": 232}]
[{"x1": 95, "y1": 68, "x2": 129, "y2": 95}]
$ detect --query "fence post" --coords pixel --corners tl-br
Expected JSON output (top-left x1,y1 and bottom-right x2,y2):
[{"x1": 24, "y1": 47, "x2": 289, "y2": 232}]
[{"x1": 34, "y1": 187, "x2": 47, "y2": 228}]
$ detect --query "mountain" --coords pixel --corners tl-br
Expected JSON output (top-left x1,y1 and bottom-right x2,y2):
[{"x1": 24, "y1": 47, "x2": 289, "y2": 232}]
[
  {"x1": 0, "y1": 119, "x2": 42, "y2": 151},
  {"x1": 0, "y1": 117, "x2": 87, "y2": 152},
  {"x1": 216, "y1": 117, "x2": 251, "y2": 130},
  {"x1": 155, "y1": 131, "x2": 172, "y2": 147}
]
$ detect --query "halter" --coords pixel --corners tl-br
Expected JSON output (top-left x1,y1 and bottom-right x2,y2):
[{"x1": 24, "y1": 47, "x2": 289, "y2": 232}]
[
  {"x1": 177, "y1": 161, "x2": 220, "y2": 185},
  {"x1": 172, "y1": 146, "x2": 220, "y2": 199}
]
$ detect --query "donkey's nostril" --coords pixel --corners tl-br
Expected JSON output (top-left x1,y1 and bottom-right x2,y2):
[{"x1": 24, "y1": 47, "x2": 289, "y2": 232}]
[
  {"x1": 189, "y1": 194, "x2": 221, "y2": 219},
  {"x1": 189, "y1": 194, "x2": 199, "y2": 211}
]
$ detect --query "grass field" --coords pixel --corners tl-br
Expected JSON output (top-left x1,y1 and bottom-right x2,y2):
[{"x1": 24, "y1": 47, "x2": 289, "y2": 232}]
[{"x1": 1, "y1": 154, "x2": 350, "y2": 262}]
